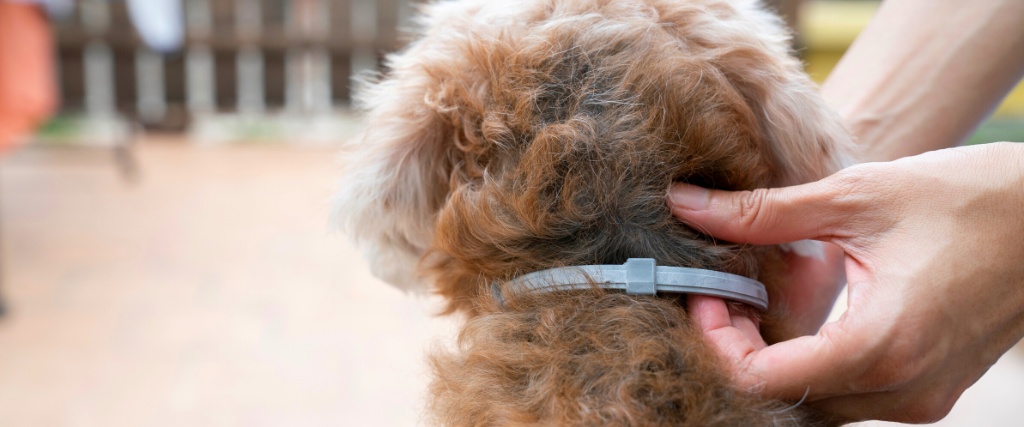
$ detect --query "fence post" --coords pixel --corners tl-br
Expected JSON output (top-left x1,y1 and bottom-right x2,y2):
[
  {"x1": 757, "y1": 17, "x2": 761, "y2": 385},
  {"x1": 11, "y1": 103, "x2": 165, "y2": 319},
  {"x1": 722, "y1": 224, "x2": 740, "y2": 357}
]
[
  {"x1": 286, "y1": 0, "x2": 331, "y2": 114},
  {"x1": 81, "y1": 0, "x2": 116, "y2": 116},
  {"x1": 349, "y1": 0, "x2": 377, "y2": 82},
  {"x1": 235, "y1": 0, "x2": 265, "y2": 114},
  {"x1": 136, "y1": 48, "x2": 167, "y2": 122},
  {"x1": 185, "y1": 0, "x2": 217, "y2": 114}
]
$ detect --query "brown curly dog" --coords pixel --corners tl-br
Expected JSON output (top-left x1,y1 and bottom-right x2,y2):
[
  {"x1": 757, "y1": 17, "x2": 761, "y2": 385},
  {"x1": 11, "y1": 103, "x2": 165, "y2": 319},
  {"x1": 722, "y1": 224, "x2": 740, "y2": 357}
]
[{"x1": 334, "y1": 0, "x2": 856, "y2": 425}]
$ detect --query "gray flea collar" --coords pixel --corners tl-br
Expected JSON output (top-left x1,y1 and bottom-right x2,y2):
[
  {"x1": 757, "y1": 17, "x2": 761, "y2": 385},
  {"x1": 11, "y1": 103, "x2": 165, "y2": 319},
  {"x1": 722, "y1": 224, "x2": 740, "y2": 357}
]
[{"x1": 494, "y1": 258, "x2": 768, "y2": 311}]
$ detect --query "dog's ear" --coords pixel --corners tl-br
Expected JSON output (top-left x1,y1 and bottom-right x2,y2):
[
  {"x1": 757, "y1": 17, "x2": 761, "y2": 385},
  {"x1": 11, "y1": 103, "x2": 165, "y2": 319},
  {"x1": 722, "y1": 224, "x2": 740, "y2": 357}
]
[
  {"x1": 332, "y1": 1, "x2": 504, "y2": 291},
  {"x1": 332, "y1": 61, "x2": 456, "y2": 290},
  {"x1": 696, "y1": 0, "x2": 857, "y2": 185}
]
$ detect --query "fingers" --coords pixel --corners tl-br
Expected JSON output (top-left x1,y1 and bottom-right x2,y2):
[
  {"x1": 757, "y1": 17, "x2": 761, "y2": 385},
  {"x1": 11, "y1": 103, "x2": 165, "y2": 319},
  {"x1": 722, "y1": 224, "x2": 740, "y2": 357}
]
[
  {"x1": 691, "y1": 299, "x2": 869, "y2": 401},
  {"x1": 688, "y1": 296, "x2": 766, "y2": 366},
  {"x1": 668, "y1": 180, "x2": 854, "y2": 245},
  {"x1": 731, "y1": 332, "x2": 858, "y2": 400},
  {"x1": 688, "y1": 296, "x2": 849, "y2": 399}
]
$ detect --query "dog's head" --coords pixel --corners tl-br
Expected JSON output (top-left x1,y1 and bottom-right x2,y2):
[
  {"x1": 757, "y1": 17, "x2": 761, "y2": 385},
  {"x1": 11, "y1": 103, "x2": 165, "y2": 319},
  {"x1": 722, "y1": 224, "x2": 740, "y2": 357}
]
[{"x1": 333, "y1": 0, "x2": 853, "y2": 314}]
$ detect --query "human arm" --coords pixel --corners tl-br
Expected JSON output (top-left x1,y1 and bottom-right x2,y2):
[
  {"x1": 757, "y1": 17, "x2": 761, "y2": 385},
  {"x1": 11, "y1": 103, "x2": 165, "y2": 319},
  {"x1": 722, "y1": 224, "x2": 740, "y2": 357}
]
[
  {"x1": 669, "y1": 143, "x2": 1024, "y2": 422},
  {"x1": 820, "y1": 0, "x2": 1024, "y2": 162},
  {"x1": 760, "y1": 0, "x2": 1024, "y2": 340}
]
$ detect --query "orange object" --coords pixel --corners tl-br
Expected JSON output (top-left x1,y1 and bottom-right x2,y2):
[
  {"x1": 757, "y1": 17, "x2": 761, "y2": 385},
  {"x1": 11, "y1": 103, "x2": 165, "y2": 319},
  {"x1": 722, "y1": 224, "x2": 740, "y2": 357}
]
[{"x1": 0, "y1": 1, "x2": 58, "y2": 153}]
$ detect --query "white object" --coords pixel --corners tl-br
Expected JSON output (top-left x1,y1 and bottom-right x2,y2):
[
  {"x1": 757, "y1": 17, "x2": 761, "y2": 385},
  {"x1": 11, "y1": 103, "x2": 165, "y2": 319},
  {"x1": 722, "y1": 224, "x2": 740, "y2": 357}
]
[{"x1": 126, "y1": 0, "x2": 185, "y2": 53}]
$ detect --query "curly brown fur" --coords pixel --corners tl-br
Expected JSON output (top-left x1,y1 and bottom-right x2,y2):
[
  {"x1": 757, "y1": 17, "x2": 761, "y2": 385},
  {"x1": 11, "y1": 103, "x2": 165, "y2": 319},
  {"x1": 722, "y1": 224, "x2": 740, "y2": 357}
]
[
  {"x1": 430, "y1": 289, "x2": 843, "y2": 426},
  {"x1": 333, "y1": 0, "x2": 855, "y2": 425},
  {"x1": 425, "y1": 1, "x2": 781, "y2": 315}
]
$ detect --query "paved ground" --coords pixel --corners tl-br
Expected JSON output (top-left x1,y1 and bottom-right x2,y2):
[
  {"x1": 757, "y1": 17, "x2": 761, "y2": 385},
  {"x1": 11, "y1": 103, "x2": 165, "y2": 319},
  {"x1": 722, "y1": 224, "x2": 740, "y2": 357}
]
[
  {"x1": 0, "y1": 139, "x2": 458, "y2": 427},
  {"x1": 0, "y1": 138, "x2": 1019, "y2": 426}
]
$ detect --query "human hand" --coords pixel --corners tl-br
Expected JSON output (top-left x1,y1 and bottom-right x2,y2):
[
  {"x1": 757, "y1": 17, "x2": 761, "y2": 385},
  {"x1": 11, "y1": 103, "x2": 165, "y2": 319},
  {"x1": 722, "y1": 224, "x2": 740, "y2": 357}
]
[{"x1": 669, "y1": 143, "x2": 1024, "y2": 422}]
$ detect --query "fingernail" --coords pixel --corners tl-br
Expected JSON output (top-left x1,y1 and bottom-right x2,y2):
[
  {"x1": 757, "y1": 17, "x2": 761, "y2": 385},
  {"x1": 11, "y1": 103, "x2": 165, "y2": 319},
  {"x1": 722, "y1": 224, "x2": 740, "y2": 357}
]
[{"x1": 669, "y1": 183, "x2": 710, "y2": 211}]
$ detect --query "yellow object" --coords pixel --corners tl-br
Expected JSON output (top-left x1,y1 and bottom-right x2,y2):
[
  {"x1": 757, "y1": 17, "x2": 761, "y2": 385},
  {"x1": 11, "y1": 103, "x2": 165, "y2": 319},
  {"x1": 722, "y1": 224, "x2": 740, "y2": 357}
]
[
  {"x1": 998, "y1": 85, "x2": 1024, "y2": 117},
  {"x1": 799, "y1": 1, "x2": 879, "y2": 51},
  {"x1": 799, "y1": 0, "x2": 1024, "y2": 117}
]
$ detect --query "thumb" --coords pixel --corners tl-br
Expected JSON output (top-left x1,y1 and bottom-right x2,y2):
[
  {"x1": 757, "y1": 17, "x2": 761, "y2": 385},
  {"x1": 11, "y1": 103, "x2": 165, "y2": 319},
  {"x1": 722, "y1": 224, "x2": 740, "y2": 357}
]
[{"x1": 667, "y1": 179, "x2": 856, "y2": 245}]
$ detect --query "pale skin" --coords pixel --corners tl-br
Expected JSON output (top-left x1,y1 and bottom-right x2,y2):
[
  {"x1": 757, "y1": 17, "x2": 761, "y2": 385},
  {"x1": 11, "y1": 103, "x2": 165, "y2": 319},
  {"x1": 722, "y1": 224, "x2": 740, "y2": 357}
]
[{"x1": 668, "y1": 0, "x2": 1024, "y2": 422}]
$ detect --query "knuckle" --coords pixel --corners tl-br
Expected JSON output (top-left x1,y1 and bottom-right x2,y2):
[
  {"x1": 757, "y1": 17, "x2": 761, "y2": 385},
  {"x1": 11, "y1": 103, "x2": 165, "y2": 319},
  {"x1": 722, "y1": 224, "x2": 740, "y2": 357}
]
[
  {"x1": 823, "y1": 165, "x2": 878, "y2": 206},
  {"x1": 818, "y1": 164, "x2": 894, "y2": 235},
  {"x1": 735, "y1": 188, "x2": 772, "y2": 234},
  {"x1": 735, "y1": 189, "x2": 762, "y2": 220}
]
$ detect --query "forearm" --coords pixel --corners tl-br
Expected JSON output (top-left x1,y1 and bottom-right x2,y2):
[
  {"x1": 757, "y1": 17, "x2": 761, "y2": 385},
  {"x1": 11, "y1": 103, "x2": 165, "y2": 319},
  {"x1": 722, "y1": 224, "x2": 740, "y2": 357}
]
[{"x1": 820, "y1": 0, "x2": 1024, "y2": 162}]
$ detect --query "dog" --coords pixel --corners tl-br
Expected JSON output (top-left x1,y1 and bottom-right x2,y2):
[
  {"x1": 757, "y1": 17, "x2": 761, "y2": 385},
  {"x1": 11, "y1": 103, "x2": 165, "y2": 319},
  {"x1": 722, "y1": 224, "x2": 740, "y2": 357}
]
[{"x1": 334, "y1": 0, "x2": 855, "y2": 425}]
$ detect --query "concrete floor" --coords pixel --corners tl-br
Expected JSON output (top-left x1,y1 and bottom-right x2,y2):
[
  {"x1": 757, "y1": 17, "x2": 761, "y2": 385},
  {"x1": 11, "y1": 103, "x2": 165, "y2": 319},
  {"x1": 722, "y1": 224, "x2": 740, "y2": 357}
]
[
  {"x1": 0, "y1": 139, "x2": 1019, "y2": 426},
  {"x1": 0, "y1": 139, "x2": 457, "y2": 427}
]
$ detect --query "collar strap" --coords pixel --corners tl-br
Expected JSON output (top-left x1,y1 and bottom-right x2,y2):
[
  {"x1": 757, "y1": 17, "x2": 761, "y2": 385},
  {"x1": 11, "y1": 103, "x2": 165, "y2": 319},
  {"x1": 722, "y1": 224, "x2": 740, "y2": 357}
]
[{"x1": 494, "y1": 258, "x2": 768, "y2": 311}]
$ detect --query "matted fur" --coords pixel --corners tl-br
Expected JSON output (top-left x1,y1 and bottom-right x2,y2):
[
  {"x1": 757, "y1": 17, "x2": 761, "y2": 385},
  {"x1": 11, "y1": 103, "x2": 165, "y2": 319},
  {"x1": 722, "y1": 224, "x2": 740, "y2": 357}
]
[{"x1": 333, "y1": 0, "x2": 855, "y2": 425}]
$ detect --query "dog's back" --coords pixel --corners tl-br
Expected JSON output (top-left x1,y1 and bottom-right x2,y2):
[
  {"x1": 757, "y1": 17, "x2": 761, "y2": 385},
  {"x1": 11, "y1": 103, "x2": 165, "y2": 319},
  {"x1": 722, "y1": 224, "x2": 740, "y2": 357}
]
[{"x1": 334, "y1": 0, "x2": 854, "y2": 425}]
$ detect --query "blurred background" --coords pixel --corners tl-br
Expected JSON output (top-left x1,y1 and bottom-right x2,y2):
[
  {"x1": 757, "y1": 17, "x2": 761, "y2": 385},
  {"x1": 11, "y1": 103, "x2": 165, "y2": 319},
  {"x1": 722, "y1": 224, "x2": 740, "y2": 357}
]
[{"x1": 0, "y1": 0, "x2": 1020, "y2": 426}]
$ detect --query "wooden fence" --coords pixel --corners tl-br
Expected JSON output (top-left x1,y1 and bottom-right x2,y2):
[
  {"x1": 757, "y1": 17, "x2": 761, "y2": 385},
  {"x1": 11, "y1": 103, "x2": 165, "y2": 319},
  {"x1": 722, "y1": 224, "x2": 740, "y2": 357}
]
[{"x1": 52, "y1": 0, "x2": 411, "y2": 130}]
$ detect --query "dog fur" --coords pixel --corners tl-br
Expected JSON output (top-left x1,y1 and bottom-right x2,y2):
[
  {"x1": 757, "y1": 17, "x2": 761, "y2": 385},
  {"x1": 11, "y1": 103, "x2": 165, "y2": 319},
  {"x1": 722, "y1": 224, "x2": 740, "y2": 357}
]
[{"x1": 333, "y1": 0, "x2": 855, "y2": 425}]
